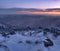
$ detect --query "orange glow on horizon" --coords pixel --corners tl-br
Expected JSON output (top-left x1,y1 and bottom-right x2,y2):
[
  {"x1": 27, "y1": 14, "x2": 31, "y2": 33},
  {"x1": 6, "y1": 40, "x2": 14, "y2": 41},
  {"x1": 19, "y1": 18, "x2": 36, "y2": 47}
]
[
  {"x1": 30, "y1": 11, "x2": 60, "y2": 15},
  {"x1": 17, "y1": 11, "x2": 60, "y2": 15}
]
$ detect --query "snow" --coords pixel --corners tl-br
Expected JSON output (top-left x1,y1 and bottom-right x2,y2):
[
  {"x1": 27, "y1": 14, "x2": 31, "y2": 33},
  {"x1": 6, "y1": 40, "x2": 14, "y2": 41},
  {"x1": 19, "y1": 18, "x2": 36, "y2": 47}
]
[{"x1": 0, "y1": 30, "x2": 60, "y2": 51}]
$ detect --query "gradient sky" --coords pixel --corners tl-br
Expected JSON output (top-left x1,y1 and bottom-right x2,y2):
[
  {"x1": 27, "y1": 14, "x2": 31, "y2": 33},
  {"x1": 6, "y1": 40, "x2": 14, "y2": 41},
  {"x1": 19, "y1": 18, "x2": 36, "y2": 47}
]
[{"x1": 0, "y1": 0, "x2": 60, "y2": 9}]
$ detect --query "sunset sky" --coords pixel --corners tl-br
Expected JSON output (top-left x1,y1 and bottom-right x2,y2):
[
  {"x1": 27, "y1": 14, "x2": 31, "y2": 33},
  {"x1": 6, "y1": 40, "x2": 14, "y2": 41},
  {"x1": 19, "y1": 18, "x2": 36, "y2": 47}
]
[
  {"x1": 0, "y1": 0, "x2": 60, "y2": 9},
  {"x1": 0, "y1": 0, "x2": 60, "y2": 15}
]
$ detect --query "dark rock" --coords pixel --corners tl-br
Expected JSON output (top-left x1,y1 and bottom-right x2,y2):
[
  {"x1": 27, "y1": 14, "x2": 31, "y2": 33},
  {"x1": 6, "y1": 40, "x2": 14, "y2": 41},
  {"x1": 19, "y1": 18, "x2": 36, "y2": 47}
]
[
  {"x1": 43, "y1": 39, "x2": 53, "y2": 47},
  {"x1": 35, "y1": 40, "x2": 41, "y2": 44},
  {"x1": 26, "y1": 40, "x2": 32, "y2": 44}
]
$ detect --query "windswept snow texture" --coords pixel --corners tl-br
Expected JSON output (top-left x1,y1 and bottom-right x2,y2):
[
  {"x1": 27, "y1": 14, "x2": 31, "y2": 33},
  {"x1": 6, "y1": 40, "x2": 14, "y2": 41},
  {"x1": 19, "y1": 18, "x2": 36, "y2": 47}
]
[{"x1": 0, "y1": 29, "x2": 60, "y2": 51}]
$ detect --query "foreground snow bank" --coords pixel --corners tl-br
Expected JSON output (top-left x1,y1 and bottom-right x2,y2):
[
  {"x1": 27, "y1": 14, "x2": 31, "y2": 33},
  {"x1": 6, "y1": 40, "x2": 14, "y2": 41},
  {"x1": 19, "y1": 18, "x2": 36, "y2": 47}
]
[{"x1": 0, "y1": 30, "x2": 60, "y2": 51}]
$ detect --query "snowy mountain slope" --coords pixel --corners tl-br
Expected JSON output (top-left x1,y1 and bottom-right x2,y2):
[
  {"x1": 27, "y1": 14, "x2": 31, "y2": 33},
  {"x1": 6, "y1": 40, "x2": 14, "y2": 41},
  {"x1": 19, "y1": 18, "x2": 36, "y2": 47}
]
[
  {"x1": 0, "y1": 15, "x2": 60, "y2": 28},
  {"x1": 0, "y1": 27, "x2": 60, "y2": 51}
]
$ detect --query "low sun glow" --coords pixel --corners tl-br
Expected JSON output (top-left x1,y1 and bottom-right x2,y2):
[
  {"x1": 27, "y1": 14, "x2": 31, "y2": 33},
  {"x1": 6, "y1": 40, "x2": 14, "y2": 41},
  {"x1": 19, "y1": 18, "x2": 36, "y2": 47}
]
[
  {"x1": 17, "y1": 11, "x2": 60, "y2": 15},
  {"x1": 31, "y1": 11, "x2": 60, "y2": 15}
]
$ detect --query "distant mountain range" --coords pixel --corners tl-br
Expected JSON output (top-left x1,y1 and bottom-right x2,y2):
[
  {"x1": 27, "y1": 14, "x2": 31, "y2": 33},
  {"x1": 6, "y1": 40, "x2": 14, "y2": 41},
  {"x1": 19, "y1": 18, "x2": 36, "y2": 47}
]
[
  {"x1": 0, "y1": 8, "x2": 60, "y2": 14},
  {"x1": 0, "y1": 8, "x2": 43, "y2": 12}
]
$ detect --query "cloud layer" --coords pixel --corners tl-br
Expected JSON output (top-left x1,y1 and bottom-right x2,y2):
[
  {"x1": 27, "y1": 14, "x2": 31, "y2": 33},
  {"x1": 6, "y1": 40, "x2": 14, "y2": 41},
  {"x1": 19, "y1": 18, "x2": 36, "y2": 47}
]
[{"x1": 0, "y1": 8, "x2": 60, "y2": 15}]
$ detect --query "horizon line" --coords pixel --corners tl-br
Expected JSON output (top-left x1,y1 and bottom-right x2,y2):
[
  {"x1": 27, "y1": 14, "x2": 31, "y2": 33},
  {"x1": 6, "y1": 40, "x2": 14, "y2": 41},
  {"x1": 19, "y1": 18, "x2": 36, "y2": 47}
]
[{"x1": 0, "y1": 7, "x2": 60, "y2": 9}]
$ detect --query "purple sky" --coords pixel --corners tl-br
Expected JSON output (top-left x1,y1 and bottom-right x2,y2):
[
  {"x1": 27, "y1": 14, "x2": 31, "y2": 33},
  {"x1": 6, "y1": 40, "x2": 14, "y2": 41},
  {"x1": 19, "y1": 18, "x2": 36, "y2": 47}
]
[{"x1": 0, "y1": 0, "x2": 60, "y2": 9}]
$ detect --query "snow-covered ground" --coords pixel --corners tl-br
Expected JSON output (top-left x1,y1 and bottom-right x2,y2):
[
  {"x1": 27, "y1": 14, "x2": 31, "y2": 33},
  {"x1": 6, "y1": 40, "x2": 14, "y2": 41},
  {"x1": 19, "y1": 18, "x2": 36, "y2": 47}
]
[{"x1": 0, "y1": 29, "x2": 60, "y2": 51}]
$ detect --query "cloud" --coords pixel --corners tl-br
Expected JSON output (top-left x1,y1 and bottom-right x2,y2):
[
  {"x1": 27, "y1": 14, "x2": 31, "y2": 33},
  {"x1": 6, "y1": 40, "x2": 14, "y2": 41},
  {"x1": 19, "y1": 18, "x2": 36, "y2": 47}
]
[{"x1": 0, "y1": 8, "x2": 60, "y2": 15}]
